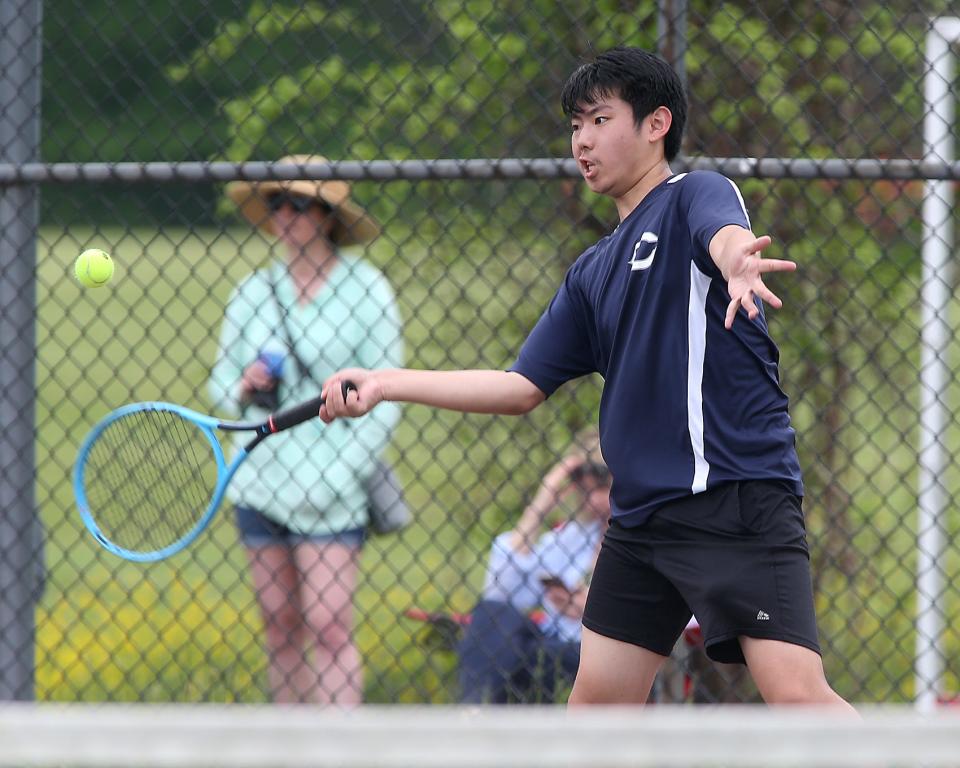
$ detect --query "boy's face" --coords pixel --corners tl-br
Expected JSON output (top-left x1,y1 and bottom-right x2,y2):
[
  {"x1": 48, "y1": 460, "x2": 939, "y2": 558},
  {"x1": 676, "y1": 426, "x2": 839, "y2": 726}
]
[{"x1": 570, "y1": 94, "x2": 656, "y2": 198}]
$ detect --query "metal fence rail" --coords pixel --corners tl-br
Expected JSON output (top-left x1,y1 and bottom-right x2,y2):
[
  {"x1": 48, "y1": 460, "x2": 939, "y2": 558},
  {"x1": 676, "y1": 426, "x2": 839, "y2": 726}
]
[{"x1": 6, "y1": 157, "x2": 960, "y2": 184}]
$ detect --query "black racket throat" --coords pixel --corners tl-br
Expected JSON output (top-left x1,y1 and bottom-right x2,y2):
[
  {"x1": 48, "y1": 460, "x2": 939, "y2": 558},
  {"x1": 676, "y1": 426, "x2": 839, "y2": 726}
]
[{"x1": 219, "y1": 381, "x2": 356, "y2": 450}]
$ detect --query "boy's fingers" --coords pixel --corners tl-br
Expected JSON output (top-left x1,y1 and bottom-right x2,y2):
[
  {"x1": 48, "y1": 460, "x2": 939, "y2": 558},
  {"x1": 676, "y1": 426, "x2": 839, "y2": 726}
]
[{"x1": 759, "y1": 258, "x2": 797, "y2": 273}]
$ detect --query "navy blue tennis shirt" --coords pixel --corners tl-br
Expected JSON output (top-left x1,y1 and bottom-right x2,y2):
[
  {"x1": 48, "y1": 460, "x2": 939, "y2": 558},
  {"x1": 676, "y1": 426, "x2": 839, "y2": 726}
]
[{"x1": 511, "y1": 171, "x2": 803, "y2": 526}]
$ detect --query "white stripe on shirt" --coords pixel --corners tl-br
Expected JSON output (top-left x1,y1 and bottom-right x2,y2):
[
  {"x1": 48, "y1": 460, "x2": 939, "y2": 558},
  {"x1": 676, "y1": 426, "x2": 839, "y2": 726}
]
[
  {"x1": 725, "y1": 177, "x2": 751, "y2": 228},
  {"x1": 688, "y1": 262, "x2": 712, "y2": 493}
]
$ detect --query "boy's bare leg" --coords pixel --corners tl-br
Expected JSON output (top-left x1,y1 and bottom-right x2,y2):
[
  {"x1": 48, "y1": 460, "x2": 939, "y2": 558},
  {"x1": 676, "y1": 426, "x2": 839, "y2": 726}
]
[
  {"x1": 568, "y1": 626, "x2": 669, "y2": 705},
  {"x1": 741, "y1": 636, "x2": 857, "y2": 713}
]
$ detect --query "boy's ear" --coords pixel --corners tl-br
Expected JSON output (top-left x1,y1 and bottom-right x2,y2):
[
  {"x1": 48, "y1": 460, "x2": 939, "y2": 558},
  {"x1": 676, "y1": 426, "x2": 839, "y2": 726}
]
[{"x1": 647, "y1": 106, "x2": 673, "y2": 141}]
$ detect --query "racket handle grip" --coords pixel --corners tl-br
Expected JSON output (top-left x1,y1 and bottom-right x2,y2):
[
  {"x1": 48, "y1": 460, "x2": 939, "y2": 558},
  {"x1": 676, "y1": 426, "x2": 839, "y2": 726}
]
[{"x1": 269, "y1": 381, "x2": 356, "y2": 432}]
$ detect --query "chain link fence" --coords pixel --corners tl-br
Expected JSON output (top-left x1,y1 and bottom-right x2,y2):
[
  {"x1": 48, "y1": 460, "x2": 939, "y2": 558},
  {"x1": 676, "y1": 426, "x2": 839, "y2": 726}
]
[{"x1": 1, "y1": 0, "x2": 957, "y2": 705}]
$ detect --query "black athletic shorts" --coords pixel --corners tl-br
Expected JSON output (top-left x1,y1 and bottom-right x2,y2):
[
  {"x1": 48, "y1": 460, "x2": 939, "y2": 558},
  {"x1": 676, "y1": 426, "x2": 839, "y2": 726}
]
[{"x1": 582, "y1": 480, "x2": 820, "y2": 664}]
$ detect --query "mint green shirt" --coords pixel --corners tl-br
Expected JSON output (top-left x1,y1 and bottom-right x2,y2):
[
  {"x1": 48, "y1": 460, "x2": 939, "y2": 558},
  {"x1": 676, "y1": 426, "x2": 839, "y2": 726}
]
[{"x1": 208, "y1": 255, "x2": 404, "y2": 535}]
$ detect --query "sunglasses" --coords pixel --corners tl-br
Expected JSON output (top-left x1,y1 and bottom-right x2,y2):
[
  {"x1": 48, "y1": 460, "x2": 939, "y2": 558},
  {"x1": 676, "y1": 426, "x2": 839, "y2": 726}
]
[{"x1": 267, "y1": 193, "x2": 328, "y2": 214}]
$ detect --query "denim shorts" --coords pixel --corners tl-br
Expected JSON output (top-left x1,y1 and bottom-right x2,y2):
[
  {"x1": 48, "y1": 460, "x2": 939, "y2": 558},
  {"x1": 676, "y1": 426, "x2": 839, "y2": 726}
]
[{"x1": 234, "y1": 505, "x2": 366, "y2": 548}]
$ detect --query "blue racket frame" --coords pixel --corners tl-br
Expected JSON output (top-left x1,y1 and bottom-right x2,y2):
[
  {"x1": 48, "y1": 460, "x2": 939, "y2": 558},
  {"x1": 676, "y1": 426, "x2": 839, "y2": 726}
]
[
  {"x1": 73, "y1": 401, "x2": 257, "y2": 562},
  {"x1": 74, "y1": 387, "x2": 345, "y2": 562}
]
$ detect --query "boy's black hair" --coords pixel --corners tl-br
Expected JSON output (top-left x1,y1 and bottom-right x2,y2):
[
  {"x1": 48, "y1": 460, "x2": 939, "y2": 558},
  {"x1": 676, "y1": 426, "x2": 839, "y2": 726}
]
[{"x1": 561, "y1": 46, "x2": 688, "y2": 162}]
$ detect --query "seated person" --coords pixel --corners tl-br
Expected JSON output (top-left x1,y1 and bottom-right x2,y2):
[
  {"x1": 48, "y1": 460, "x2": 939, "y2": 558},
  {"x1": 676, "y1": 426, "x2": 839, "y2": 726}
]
[{"x1": 458, "y1": 433, "x2": 611, "y2": 703}]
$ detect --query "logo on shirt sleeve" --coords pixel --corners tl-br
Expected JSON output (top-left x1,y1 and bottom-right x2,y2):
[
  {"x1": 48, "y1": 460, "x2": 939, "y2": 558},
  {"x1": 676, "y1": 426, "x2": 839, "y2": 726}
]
[{"x1": 629, "y1": 232, "x2": 658, "y2": 271}]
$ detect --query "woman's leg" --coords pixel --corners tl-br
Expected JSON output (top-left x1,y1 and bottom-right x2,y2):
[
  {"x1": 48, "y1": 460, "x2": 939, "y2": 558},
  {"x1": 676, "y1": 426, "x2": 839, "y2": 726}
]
[
  {"x1": 246, "y1": 544, "x2": 305, "y2": 702},
  {"x1": 295, "y1": 540, "x2": 363, "y2": 705}
]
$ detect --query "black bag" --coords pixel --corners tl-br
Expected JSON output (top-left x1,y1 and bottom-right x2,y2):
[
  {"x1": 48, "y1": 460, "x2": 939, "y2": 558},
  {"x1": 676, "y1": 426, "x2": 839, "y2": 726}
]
[{"x1": 364, "y1": 459, "x2": 412, "y2": 534}]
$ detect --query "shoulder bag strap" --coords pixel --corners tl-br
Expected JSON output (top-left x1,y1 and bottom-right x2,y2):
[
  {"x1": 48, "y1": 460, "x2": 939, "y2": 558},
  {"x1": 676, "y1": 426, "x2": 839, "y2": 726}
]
[{"x1": 266, "y1": 265, "x2": 314, "y2": 384}]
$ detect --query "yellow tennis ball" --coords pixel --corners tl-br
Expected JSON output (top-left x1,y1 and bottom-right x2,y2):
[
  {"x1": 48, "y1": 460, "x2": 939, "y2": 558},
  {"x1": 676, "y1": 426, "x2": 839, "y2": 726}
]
[{"x1": 74, "y1": 248, "x2": 114, "y2": 288}]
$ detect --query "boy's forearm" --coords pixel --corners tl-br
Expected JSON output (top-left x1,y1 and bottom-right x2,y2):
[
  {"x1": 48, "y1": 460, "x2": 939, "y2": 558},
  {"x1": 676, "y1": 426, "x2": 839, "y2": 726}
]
[
  {"x1": 375, "y1": 369, "x2": 545, "y2": 415},
  {"x1": 709, "y1": 224, "x2": 754, "y2": 280}
]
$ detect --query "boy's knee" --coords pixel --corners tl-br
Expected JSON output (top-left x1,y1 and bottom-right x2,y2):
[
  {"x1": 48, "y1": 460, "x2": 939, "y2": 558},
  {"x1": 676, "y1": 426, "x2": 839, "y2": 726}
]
[
  {"x1": 567, "y1": 671, "x2": 653, "y2": 706},
  {"x1": 760, "y1": 676, "x2": 838, "y2": 705}
]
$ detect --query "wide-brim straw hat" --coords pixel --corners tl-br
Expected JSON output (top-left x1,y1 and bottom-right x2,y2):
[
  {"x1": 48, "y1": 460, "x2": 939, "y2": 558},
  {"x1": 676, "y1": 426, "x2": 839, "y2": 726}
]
[{"x1": 226, "y1": 154, "x2": 381, "y2": 246}]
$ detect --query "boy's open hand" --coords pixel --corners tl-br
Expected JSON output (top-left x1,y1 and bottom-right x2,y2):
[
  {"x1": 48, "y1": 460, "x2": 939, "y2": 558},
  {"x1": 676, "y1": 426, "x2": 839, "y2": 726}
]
[{"x1": 722, "y1": 235, "x2": 796, "y2": 329}]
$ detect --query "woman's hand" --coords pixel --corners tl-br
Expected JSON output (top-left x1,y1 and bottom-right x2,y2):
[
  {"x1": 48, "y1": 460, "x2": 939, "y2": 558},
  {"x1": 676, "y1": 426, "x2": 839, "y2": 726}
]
[
  {"x1": 239, "y1": 359, "x2": 276, "y2": 401},
  {"x1": 542, "y1": 454, "x2": 587, "y2": 496}
]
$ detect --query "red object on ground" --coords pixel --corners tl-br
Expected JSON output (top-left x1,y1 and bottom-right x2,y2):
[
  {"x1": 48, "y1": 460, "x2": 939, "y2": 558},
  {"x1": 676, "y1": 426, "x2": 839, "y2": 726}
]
[{"x1": 404, "y1": 608, "x2": 472, "y2": 626}]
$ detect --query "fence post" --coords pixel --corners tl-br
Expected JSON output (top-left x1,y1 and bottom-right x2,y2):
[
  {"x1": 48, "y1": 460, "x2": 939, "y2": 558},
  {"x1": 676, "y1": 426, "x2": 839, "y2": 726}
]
[
  {"x1": 0, "y1": 0, "x2": 43, "y2": 701},
  {"x1": 657, "y1": 0, "x2": 688, "y2": 90},
  {"x1": 916, "y1": 16, "x2": 960, "y2": 712}
]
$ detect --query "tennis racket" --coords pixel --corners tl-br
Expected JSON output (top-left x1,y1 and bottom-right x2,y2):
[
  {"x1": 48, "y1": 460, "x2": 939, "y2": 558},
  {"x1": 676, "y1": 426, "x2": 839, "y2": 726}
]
[{"x1": 73, "y1": 383, "x2": 353, "y2": 562}]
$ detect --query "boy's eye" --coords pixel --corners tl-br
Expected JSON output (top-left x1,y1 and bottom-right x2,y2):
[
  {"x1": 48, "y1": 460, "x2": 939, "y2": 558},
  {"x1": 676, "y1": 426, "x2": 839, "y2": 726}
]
[{"x1": 595, "y1": 116, "x2": 608, "y2": 125}]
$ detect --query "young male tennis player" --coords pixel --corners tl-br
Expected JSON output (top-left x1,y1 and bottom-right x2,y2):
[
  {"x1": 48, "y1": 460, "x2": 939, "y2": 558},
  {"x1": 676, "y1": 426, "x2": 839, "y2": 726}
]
[{"x1": 321, "y1": 46, "x2": 854, "y2": 710}]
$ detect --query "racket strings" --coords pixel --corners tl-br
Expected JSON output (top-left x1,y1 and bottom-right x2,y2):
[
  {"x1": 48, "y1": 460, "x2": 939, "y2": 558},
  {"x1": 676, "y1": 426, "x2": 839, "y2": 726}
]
[{"x1": 83, "y1": 409, "x2": 220, "y2": 552}]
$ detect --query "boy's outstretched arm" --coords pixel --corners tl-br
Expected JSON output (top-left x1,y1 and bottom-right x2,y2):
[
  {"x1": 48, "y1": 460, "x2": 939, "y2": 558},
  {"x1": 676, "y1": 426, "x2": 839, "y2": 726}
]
[
  {"x1": 319, "y1": 368, "x2": 545, "y2": 422},
  {"x1": 709, "y1": 225, "x2": 797, "y2": 330}
]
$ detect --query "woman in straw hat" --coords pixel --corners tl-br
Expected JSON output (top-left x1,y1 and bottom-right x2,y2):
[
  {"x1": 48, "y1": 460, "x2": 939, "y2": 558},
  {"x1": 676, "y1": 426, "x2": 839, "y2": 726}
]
[{"x1": 208, "y1": 156, "x2": 404, "y2": 704}]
